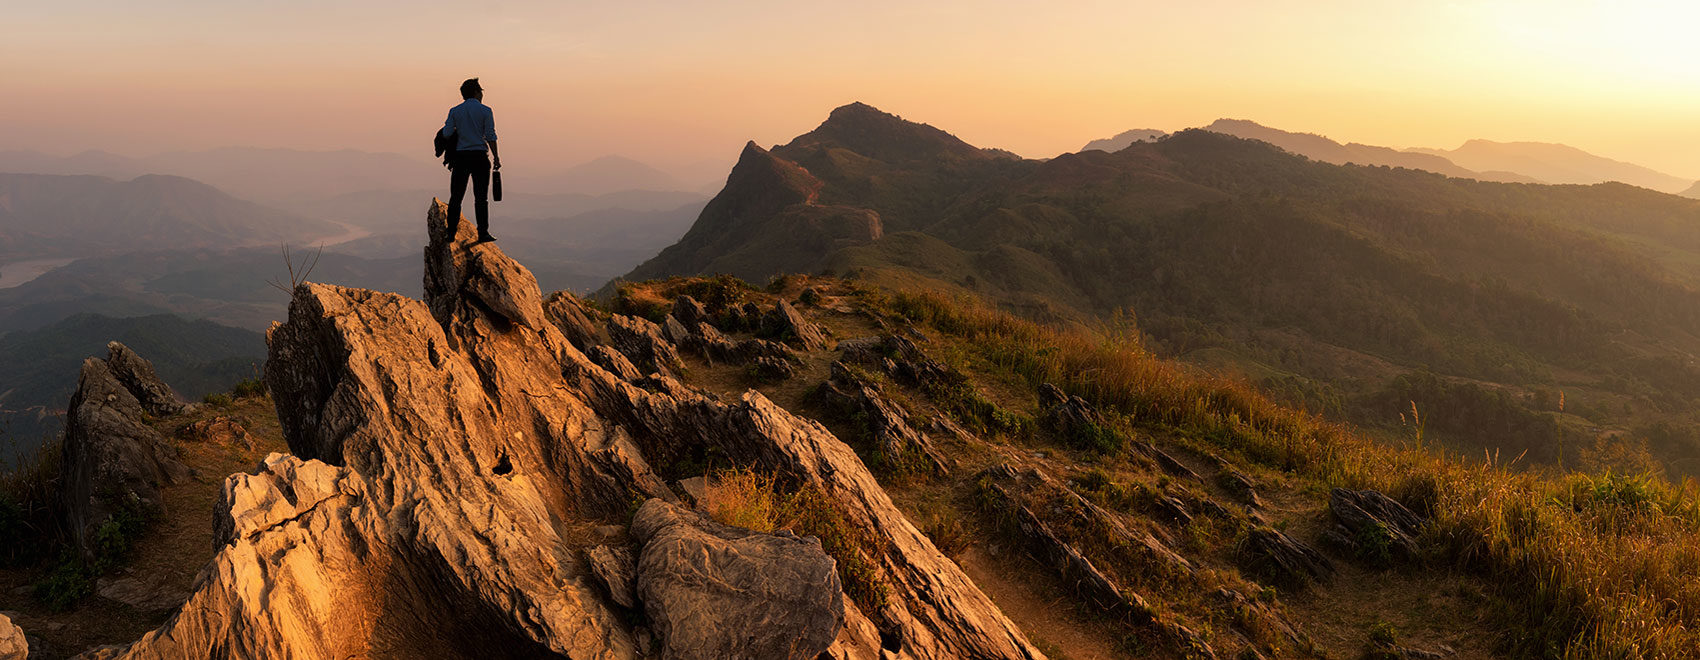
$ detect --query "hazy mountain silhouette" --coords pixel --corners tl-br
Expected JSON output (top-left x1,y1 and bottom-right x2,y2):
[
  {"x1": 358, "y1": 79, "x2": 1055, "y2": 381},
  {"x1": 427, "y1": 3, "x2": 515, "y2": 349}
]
[
  {"x1": 0, "y1": 147, "x2": 705, "y2": 204},
  {"x1": 1409, "y1": 140, "x2": 1692, "y2": 193},
  {"x1": 1682, "y1": 180, "x2": 1700, "y2": 199},
  {"x1": 1082, "y1": 129, "x2": 1168, "y2": 152},
  {"x1": 0, "y1": 147, "x2": 441, "y2": 203},
  {"x1": 0, "y1": 173, "x2": 338, "y2": 258},
  {"x1": 627, "y1": 102, "x2": 1700, "y2": 468},
  {"x1": 1194, "y1": 120, "x2": 1538, "y2": 183},
  {"x1": 284, "y1": 188, "x2": 708, "y2": 236}
]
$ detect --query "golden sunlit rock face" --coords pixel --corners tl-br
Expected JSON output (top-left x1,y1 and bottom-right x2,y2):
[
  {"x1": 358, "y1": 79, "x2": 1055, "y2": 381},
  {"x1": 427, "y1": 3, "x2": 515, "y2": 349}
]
[{"x1": 80, "y1": 201, "x2": 1041, "y2": 660}]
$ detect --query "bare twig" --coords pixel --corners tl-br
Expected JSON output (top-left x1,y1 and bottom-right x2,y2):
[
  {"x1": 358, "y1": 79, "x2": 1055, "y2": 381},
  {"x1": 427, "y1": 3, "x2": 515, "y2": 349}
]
[{"x1": 267, "y1": 243, "x2": 326, "y2": 295}]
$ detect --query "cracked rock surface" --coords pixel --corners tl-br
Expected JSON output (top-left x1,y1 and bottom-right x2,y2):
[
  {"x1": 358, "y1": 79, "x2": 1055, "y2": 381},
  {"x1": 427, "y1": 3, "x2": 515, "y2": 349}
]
[{"x1": 82, "y1": 200, "x2": 1043, "y2": 659}]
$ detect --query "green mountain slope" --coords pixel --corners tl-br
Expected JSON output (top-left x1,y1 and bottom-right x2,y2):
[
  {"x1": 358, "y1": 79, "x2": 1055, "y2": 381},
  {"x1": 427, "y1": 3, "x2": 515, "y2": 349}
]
[{"x1": 621, "y1": 103, "x2": 1700, "y2": 470}]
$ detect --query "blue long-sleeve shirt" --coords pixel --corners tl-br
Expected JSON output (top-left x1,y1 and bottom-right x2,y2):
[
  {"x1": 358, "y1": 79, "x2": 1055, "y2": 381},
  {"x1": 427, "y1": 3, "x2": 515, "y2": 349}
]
[{"x1": 442, "y1": 98, "x2": 497, "y2": 151}]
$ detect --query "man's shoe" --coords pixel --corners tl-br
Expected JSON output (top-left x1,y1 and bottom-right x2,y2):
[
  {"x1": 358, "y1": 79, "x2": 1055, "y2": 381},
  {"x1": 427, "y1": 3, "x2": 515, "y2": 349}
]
[{"x1": 476, "y1": 232, "x2": 497, "y2": 243}]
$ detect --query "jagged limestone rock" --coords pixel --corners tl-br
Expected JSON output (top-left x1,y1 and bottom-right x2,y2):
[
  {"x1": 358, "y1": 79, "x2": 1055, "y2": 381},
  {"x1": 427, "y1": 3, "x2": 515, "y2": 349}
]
[
  {"x1": 607, "y1": 314, "x2": 684, "y2": 377},
  {"x1": 671, "y1": 295, "x2": 711, "y2": 330},
  {"x1": 821, "y1": 361, "x2": 949, "y2": 474},
  {"x1": 631, "y1": 499, "x2": 843, "y2": 660},
  {"x1": 1327, "y1": 489, "x2": 1427, "y2": 563},
  {"x1": 1238, "y1": 527, "x2": 1333, "y2": 587},
  {"x1": 58, "y1": 350, "x2": 191, "y2": 557},
  {"x1": 762, "y1": 299, "x2": 828, "y2": 351},
  {"x1": 544, "y1": 290, "x2": 601, "y2": 350},
  {"x1": 91, "y1": 199, "x2": 1043, "y2": 660},
  {"x1": 588, "y1": 345, "x2": 644, "y2": 382},
  {"x1": 1038, "y1": 382, "x2": 1127, "y2": 450},
  {"x1": 586, "y1": 545, "x2": 638, "y2": 610},
  {"x1": 103, "y1": 342, "x2": 188, "y2": 418}
]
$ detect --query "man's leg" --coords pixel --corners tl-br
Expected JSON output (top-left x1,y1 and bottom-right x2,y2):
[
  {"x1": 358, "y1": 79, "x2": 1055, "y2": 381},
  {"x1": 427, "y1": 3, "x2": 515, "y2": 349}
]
[
  {"x1": 446, "y1": 155, "x2": 471, "y2": 233},
  {"x1": 471, "y1": 154, "x2": 492, "y2": 238}
]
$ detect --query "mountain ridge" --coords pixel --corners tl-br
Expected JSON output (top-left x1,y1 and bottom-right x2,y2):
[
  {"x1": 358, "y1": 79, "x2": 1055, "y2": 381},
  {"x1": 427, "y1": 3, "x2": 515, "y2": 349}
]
[
  {"x1": 623, "y1": 103, "x2": 1700, "y2": 472},
  {"x1": 1409, "y1": 139, "x2": 1693, "y2": 192}
]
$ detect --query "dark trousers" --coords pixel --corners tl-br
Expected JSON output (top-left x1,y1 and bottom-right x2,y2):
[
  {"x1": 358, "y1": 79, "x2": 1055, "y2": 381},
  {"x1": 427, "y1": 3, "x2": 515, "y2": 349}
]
[{"x1": 447, "y1": 149, "x2": 491, "y2": 234}]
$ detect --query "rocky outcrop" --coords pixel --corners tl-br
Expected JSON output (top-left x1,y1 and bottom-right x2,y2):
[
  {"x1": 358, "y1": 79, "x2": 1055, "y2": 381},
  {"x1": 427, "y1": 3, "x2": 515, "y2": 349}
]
[
  {"x1": 88, "y1": 199, "x2": 1042, "y2": 659},
  {"x1": 0, "y1": 613, "x2": 25, "y2": 660},
  {"x1": 671, "y1": 295, "x2": 711, "y2": 329},
  {"x1": 544, "y1": 291, "x2": 601, "y2": 350},
  {"x1": 1326, "y1": 489, "x2": 1427, "y2": 564},
  {"x1": 608, "y1": 314, "x2": 685, "y2": 377},
  {"x1": 841, "y1": 335, "x2": 953, "y2": 387},
  {"x1": 58, "y1": 343, "x2": 191, "y2": 556},
  {"x1": 177, "y1": 416, "x2": 254, "y2": 450},
  {"x1": 103, "y1": 342, "x2": 189, "y2": 418},
  {"x1": 762, "y1": 299, "x2": 828, "y2": 351},
  {"x1": 631, "y1": 499, "x2": 843, "y2": 660},
  {"x1": 1038, "y1": 383, "x2": 1126, "y2": 450},
  {"x1": 1238, "y1": 527, "x2": 1333, "y2": 587},
  {"x1": 821, "y1": 362, "x2": 949, "y2": 474}
]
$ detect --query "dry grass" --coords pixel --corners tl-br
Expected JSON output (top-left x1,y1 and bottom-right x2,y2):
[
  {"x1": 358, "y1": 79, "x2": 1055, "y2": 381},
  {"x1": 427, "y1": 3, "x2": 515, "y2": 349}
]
[
  {"x1": 705, "y1": 469, "x2": 891, "y2": 611},
  {"x1": 859, "y1": 284, "x2": 1700, "y2": 659}
]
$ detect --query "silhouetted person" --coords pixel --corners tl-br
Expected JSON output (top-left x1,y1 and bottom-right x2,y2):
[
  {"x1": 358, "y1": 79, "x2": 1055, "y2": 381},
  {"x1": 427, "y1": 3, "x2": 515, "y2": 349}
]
[{"x1": 442, "y1": 78, "x2": 500, "y2": 242}]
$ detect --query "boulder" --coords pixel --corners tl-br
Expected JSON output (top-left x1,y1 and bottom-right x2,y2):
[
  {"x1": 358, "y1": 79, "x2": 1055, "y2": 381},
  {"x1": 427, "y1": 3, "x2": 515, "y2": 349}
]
[
  {"x1": 178, "y1": 416, "x2": 254, "y2": 450},
  {"x1": 1238, "y1": 527, "x2": 1333, "y2": 587},
  {"x1": 691, "y1": 322, "x2": 798, "y2": 368},
  {"x1": 103, "y1": 342, "x2": 188, "y2": 418},
  {"x1": 761, "y1": 300, "x2": 828, "y2": 351},
  {"x1": 96, "y1": 575, "x2": 190, "y2": 612},
  {"x1": 979, "y1": 478, "x2": 1150, "y2": 620},
  {"x1": 58, "y1": 352, "x2": 191, "y2": 557},
  {"x1": 0, "y1": 612, "x2": 24, "y2": 660},
  {"x1": 748, "y1": 356, "x2": 798, "y2": 382},
  {"x1": 631, "y1": 499, "x2": 843, "y2": 660},
  {"x1": 1328, "y1": 489, "x2": 1427, "y2": 563},
  {"x1": 671, "y1": 295, "x2": 712, "y2": 329}
]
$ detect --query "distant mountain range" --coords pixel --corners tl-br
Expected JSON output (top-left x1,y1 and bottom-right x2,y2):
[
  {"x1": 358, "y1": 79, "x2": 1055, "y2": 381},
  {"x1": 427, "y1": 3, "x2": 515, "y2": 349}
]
[
  {"x1": 1081, "y1": 129, "x2": 1167, "y2": 153},
  {"x1": 1409, "y1": 140, "x2": 1693, "y2": 193},
  {"x1": 1084, "y1": 121, "x2": 1697, "y2": 194},
  {"x1": 0, "y1": 173, "x2": 338, "y2": 259},
  {"x1": 0, "y1": 147, "x2": 710, "y2": 203},
  {"x1": 625, "y1": 102, "x2": 1700, "y2": 469}
]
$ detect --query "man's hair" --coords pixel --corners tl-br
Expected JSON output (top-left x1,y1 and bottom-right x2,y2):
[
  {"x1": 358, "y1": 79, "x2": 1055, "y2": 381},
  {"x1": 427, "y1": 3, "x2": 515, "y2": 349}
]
[{"x1": 460, "y1": 78, "x2": 482, "y2": 99}]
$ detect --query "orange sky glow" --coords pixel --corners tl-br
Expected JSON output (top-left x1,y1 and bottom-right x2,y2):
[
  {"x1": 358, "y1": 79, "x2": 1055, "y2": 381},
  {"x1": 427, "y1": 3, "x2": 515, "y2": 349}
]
[{"x1": 5, "y1": 0, "x2": 1700, "y2": 183}]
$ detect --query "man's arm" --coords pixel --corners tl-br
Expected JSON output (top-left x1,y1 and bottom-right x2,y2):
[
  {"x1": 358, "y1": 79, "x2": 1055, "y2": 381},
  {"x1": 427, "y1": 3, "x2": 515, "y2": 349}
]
[{"x1": 482, "y1": 107, "x2": 499, "y2": 168}]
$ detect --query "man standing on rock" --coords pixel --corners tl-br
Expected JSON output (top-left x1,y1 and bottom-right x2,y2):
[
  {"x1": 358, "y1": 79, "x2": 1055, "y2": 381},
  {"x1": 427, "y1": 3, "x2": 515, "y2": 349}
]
[{"x1": 442, "y1": 77, "x2": 500, "y2": 242}]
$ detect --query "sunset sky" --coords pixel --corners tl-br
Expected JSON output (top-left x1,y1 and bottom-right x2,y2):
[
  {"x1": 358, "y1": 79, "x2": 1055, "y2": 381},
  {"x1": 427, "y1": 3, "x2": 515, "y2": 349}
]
[{"x1": 6, "y1": 0, "x2": 1700, "y2": 183}]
